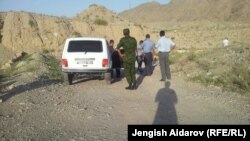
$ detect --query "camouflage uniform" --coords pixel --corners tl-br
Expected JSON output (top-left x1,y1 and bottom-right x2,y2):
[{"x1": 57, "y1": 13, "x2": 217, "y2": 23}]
[{"x1": 117, "y1": 29, "x2": 137, "y2": 89}]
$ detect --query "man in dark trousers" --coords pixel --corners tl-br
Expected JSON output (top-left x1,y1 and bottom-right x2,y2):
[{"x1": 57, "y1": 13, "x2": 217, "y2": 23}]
[
  {"x1": 117, "y1": 28, "x2": 137, "y2": 90},
  {"x1": 136, "y1": 40, "x2": 144, "y2": 74},
  {"x1": 141, "y1": 34, "x2": 155, "y2": 76},
  {"x1": 109, "y1": 40, "x2": 121, "y2": 78}
]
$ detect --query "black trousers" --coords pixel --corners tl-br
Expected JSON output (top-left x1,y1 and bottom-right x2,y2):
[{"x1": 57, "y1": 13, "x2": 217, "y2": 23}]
[
  {"x1": 111, "y1": 68, "x2": 121, "y2": 78},
  {"x1": 144, "y1": 52, "x2": 153, "y2": 75}
]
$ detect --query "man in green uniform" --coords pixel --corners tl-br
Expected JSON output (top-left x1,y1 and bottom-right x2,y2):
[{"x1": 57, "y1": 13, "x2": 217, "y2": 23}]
[{"x1": 117, "y1": 28, "x2": 137, "y2": 90}]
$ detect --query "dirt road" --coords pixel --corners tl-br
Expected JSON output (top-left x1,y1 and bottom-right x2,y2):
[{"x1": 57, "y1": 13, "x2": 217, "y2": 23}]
[{"x1": 0, "y1": 66, "x2": 250, "y2": 141}]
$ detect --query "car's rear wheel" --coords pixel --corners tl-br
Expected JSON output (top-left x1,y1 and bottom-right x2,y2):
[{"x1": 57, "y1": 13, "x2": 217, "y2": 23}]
[{"x1": 64, "y1": 73, "x2": 73, "y2": 85}]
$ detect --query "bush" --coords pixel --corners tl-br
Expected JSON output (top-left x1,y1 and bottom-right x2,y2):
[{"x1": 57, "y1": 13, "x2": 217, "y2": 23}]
[
  {"x1": 227, "y1": 65, "x2": 250, "y2": 93},
  {"x1": 29, "y1": 20, "x2": 35, "y2": 27},
  {"x1": 187, "y1": 49, "x2": 198, "y2": 61},
  {"x1": 94, "y1": 19, "x2": 108, "y2": 26},
  {"x1": 71, "y1": 31, "x2": 82, "y2": 37},
  {"x1": 44, "y1": 56, "x2": 62, "y2": 80},
  {"x1": 42, "y1": 49, "x2": 50, "y2": 54},
  {"x1": 134, "y1": 24, "x2": 143, "y2": 30},
  {"x1": 0, "y1": 71, "x2": 5, "y2": 83},
  {"x1": 89, "y1": 4, "x2": 98, "y2": 7},
  {"x1": 23, "y1": 54, "x2": 34, "y2": 62}
]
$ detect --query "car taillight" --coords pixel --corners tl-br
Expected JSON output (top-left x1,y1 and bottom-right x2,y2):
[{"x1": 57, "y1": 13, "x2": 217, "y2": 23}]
[
  {"x1": 102, "y1": 59, "x2": 108, "y2": 67},
  {"x1": 62, "y1": 59, "x2": 68, "y2": 67}
]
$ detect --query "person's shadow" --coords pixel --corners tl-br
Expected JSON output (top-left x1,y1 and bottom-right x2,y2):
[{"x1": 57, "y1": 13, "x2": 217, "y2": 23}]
[
  {"x1": 135, "y1": 73, "x2": 145, "y2": 89},
  {"x1": 153, "y1": 81, "x2": 178, "y2": 125}
]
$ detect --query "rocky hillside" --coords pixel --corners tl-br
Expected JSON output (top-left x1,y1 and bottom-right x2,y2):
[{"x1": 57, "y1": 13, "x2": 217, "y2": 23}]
[
  {"x1": 120, "y1": 0, "x2": 250, "y2": 24},
  {"x1": 73, "y1": 4, "x2": 149, "y2": 46},
  {"x1": 0, "y1": 5, "x2": 149, "y2": 59},
  {"x1": 76, "y1": 4, "x2": 128, "y2": 25}
]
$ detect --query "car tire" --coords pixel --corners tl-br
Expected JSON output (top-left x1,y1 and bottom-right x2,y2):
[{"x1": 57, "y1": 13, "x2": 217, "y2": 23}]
[{"x1": 64, "y1": 73, "x2": 73, "y2": 85}]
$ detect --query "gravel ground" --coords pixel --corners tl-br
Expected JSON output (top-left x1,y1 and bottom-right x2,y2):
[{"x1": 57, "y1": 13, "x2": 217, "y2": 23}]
[{"x1": 0, "y1": 66, "x2": 250, "y2": 141}]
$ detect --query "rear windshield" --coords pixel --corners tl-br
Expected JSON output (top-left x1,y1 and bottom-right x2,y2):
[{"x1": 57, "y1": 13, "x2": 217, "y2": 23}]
[{"x1": 68, "y1": 40, "x2": 103, "y2": 52}]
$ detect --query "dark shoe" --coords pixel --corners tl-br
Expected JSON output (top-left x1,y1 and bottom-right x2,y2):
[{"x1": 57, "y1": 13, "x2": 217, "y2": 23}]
[
  {"x1": 125, "y1": 84, "x2": 133, "y2": 90},
  {"x1": 115, "y1": 78, "x2": 122, "y2": 82},
  {"x1": 132, "y1": 81, "x2": 137, "y2": 90},
  {"x1": 125, "y1": 86, "x2": 133, "y2": 90},
  {"x1": 160, "y1": 79, "x2": 165, "y2": 81}
]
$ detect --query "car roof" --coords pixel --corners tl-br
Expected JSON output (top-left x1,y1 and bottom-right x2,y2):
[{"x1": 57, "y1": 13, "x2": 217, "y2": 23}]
[{"x1": 66, "y1": 37, "x2": 106, "y2": 41}]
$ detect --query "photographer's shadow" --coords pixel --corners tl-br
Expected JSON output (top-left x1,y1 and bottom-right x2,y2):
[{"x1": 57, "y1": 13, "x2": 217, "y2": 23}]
[{"x1": 153, "y1": 81, "x2": 178, "y2": 125}]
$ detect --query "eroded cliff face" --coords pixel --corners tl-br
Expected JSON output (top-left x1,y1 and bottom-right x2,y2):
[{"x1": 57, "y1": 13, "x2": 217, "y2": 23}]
[
  {"x1": 0, "y1": 5, "x2": 148, "y2": 55},
  {"x1": 1, "y1": 12, "x2": 73, "y2": 52}
]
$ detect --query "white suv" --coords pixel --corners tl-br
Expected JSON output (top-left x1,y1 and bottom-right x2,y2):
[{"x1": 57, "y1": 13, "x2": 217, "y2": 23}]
[{"x1": 61, "y1": 37, "x2": 112, "y2": 85}]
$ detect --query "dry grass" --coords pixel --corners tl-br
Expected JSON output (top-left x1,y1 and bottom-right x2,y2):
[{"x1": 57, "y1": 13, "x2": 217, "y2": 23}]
[
  {"x1": 171, "y1": 43, "x2": 250, "y2": 95},
  {"x1": 0, "y1": 53, "x2": 62, "y2": 84}
]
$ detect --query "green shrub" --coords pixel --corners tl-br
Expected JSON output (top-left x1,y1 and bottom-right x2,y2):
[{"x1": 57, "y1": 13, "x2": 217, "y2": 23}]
[
  {"x1": 0, "y1": 71, "x2": 5, "y2": 83},
  {"x1": 44, "y1": 56, "x2": 62, "y2": 80},
  {"x1": 229, "y1": 65, "x2": 250, "y2": 93},
  {"x1": 71, "y1": 31, "x2": 82, "y2": 37},
  {"x1": 29, "y1": 20, "x2": 35, "y2": 27},
  {"x1": 23, "y1": 54, "x2": 34, "y2": 62},
  {"x1": 187, "y1": 50, "x2": 197, "y2": 61},
  {"x1": 94, "y1": 19, "x2": 108, "y2": 26},
  {"x1": 195, "y1": 60, "x2": 213, "y2": 71},
  {"x1": 89, "y1": 4, "x2": 98, "y2": 7},
  {"x1": 190, "y1": 75, "x2": 215, "y2": 86},
  {"x1": 42, "y1": 48, "x2": 50, "y2": 54}
]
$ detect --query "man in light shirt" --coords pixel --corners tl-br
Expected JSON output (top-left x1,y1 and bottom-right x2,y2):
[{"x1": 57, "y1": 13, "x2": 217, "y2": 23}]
[
  {"x1": 155, "y1": 30, "x2": 176, "y2": 81},
  {"x1": 223, "y1": 37, "x2": 229, "y2": 47},
  {"x1": 141, "y1": 34, "x2": 155, "y2": 76},
  {"x1": 136, "y1": 40, "x2": 144, "y2": 74}
]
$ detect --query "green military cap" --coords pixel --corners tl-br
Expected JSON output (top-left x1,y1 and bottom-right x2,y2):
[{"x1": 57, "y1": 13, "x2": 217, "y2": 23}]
[{"x1": 123, "y1": 28, "x2": 130, "y2": 35}]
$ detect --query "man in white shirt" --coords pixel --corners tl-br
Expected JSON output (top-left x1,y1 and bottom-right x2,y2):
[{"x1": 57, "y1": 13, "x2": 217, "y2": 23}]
[
  {"x1": 223, "y1": 38, "x2": 229, "y2": 47},
  {"x1": 155, "y1": 30, "x2": 176, "y2": 81}
]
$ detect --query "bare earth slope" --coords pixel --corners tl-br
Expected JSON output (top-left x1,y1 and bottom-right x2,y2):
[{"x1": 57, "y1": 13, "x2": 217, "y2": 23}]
[
  {"x1": 120, "y1": 0, "x2": 250, "y2": 24},
  {"x1": 0, "y1": 66, "x2": 249, "y2": 140}
]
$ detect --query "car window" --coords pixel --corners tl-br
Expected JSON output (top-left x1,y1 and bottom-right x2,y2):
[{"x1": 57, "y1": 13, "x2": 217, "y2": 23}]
[{"x1": 68, "y1": 40, "x2": 103, "y2": 52}]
